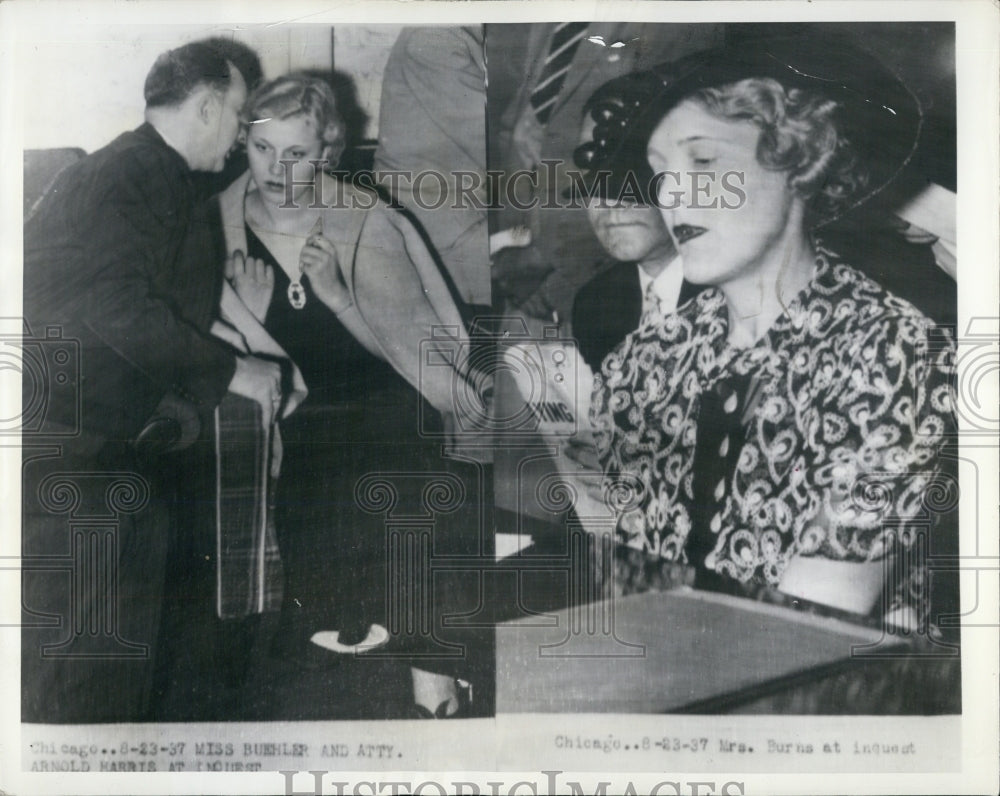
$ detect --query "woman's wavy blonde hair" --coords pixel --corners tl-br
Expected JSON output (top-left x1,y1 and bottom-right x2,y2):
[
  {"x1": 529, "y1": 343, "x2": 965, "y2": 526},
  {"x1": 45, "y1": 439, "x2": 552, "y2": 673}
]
[
  {"x1": 240, "y1": 73, "x2": 346, "y2": 167},
  {"x1": 689, "y1": 77, "x2": 869, "y2": 221}
]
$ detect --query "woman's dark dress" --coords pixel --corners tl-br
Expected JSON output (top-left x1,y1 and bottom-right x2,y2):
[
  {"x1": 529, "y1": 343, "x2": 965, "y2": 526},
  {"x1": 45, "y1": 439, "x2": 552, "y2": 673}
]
[{"x1": 247, "y1": 224, "x2": 441, "y2": 651}]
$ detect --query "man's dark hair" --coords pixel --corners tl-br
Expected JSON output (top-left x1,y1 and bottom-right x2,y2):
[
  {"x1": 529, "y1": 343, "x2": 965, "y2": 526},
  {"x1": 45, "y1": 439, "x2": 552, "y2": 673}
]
[
  {"x1": 144, "y1": 41, "x2": 234, "y2": 109},
  {"x1": 202, "y1": 36, "x2": 264, "y2": 93}
]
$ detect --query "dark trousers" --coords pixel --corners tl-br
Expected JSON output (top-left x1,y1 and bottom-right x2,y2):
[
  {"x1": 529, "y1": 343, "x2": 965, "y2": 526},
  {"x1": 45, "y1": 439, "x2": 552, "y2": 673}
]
[{"x1": 21, "y1": 434, "x2": 171, "y2": 723}]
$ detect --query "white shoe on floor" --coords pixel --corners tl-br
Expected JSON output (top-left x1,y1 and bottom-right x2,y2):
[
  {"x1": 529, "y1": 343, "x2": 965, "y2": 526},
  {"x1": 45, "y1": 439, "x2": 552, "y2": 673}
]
[{"x1": 310, "y1": 624, "x2": 390, "y2": 654}]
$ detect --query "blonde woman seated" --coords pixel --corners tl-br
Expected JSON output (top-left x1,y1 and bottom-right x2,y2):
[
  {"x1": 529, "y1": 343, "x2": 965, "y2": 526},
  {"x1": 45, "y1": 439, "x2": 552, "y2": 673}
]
[
  {"x1": 591, "y1": 37, "x2": 957, "y2": 634},
  {"x1": 206, "y1": 74, "x2": 481, "y2": 717}
]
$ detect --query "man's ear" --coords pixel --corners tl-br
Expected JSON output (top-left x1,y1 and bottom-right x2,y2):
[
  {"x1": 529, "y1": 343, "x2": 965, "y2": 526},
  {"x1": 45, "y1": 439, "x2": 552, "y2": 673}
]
[{"x1": 194, "y1": 87, "x2": 217, "y2": 125}]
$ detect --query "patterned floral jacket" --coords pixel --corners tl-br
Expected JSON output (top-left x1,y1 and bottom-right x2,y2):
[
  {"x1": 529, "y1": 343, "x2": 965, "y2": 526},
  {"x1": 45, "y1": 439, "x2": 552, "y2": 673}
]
[{"x1": 592, "y1": 252, "x2": 956, "y2": 621}]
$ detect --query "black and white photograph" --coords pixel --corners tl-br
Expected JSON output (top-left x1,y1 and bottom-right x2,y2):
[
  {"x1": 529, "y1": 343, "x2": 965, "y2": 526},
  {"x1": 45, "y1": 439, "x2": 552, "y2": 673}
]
[
  {"x1": 489, "y1": 19, "x2": 963, "y2": 715},
  {"x1": 18, "y1": 20, "x2": 496, "y2": 725},
  {"x1": 1, "y1": 1, "x2": 997, "y2": 794}
]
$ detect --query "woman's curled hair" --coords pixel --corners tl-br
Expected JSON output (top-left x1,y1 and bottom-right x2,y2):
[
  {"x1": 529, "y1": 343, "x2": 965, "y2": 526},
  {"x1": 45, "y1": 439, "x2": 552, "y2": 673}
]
[
  {"x1": 241, "y1": 74, "x2": 346, "y2": 167},
  {"x1": 688, "y1": 77, "x2": 870, "y2": 221}
]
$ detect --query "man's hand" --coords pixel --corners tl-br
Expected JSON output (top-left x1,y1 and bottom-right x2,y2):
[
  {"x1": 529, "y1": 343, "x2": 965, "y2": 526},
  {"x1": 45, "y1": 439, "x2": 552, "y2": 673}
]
[
  {"x1": 517, "y1": 289, "x2": 557, "y2": 322},
  {"x1": 227, "y1": 355, "x2": 283, "y2": 424},
  {"x1": 227, "y1": 249, "x2": 274, "y2": 322},
  {"x1": 490, "y1": 243, "x2": 550, "y2": 304},
  {"x1": 489, "y1": 225, "x2": 532, "y2": 256}
]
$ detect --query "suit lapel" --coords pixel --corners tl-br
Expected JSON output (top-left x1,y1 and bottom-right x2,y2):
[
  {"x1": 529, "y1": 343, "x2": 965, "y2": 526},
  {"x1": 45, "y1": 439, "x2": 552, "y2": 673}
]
[
  {"x1": 606, "y1": 262, "x2": 643, "y2": 348},
  {"x1": 624, "y1": 263, "x2": 643, "y2": 333}
]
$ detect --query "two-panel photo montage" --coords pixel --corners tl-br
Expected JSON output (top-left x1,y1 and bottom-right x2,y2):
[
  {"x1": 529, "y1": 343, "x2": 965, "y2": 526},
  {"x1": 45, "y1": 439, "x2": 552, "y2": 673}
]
[{"x1": 21, "y1": 21, "x2": 960, "y2": 730}]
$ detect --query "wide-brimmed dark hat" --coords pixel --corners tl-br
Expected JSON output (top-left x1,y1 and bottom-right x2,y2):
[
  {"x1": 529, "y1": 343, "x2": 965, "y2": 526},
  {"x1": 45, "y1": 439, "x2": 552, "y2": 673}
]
[
  {"x1": 574, "y1": 34, "x2": 923, "y2": 223},
  {"x1": 570, "y1": 70, "x2": 667, "y2": 203}
]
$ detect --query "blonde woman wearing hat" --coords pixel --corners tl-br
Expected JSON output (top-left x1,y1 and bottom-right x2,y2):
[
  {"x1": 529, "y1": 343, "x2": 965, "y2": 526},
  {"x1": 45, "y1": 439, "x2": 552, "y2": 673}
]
[{"x1": 591, "y1": 37, "x2": 957, "y2": 634}]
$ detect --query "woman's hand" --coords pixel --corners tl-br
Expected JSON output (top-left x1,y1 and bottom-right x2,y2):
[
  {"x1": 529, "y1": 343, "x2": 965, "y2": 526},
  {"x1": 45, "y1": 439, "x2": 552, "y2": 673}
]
[
  {"x1": 226, "y1": 249, "x2": 273, "y2": 323},
  {"x1": 300, "y1": 233, "x2": 352, "y2": 314},
  {"x1": 562, "y1": 428, "x2": 602, "y2": 471},
  {"x1": 561, "y1": 429, "x2": 607, "y2": 504}
]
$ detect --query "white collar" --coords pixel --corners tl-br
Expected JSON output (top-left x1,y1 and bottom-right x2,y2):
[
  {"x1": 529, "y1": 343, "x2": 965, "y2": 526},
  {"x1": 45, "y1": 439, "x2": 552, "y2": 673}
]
[{"x1": 637, "y1": 256, "x2": 684, "y2": 310}]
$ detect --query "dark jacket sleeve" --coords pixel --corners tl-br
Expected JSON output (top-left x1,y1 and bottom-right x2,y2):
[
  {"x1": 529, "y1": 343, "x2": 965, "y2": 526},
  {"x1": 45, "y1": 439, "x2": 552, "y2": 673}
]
[
  {"x1": 73, "y1": 151, "x2": 236, "y2": 414},
  {"x1": 572, "y1": 273, "x2": 604, "y2": 373},
  {"x1": 572, "y1": 263, "x2": 641, "y2": 373}
]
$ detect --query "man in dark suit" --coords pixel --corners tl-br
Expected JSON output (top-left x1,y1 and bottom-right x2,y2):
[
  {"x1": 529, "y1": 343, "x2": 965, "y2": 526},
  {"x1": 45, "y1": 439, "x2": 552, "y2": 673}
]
[
  {"x1": 574, "y1": 261, "x2": 700, "y2": 374},
  {"x1": 21, "y1": 39, "x2": 280, "y2": 722}
]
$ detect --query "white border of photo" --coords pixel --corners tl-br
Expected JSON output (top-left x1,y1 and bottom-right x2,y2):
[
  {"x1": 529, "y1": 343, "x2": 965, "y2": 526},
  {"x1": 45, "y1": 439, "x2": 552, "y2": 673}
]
[{"x1": 1, "y1": 2, "x2": 996, "y2": 794}]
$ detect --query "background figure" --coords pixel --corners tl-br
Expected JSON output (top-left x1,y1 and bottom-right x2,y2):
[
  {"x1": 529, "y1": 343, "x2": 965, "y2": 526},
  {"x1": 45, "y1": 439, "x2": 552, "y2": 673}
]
[
  {"x1": 21, "y1": 39, "x2": 277, "y2": 722},
  {"x1": 373, "y1": 26, "x2": 490, "y2": 317},
  {"x1": 487, "y1": 22, "x2": 722, "y2": 326}
]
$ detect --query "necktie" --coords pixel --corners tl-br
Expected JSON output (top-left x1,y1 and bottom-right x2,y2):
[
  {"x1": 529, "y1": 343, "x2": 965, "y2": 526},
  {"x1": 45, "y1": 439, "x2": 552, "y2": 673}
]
[
  {"x1": 643, "y1": 279, "x2": 664, "y2": 320},
  {"x1": 530, "y1": 22, "x2": 589, "y2": 125}
]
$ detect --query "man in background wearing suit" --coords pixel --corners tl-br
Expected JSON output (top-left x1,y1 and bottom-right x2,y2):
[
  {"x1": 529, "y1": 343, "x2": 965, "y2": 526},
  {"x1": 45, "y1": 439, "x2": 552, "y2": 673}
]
[
  {"x1": 374, "y1": 26, "x2": 491, "y2": 319},
  {"x1": 571, "y1": 208, "x2": 690, "y2": 373},
  {"x1": 570, "y1": 73, "x2": 702, "y2": 371}
]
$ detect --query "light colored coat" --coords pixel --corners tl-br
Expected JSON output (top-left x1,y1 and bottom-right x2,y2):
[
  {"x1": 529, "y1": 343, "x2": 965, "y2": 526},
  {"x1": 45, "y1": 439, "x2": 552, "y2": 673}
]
[{"x1": 212, "y1": 170, "x2": 478, "y2": 422}]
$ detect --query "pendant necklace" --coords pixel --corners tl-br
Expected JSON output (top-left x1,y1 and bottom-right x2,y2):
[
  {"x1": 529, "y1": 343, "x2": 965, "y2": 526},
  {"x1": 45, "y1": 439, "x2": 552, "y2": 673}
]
[
  {"x1": 287, "y1": 271, "x2": 307, "y2": 310},
  {"x1": 288, "y1": 217, "x2": 325, "y2": 310}
]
